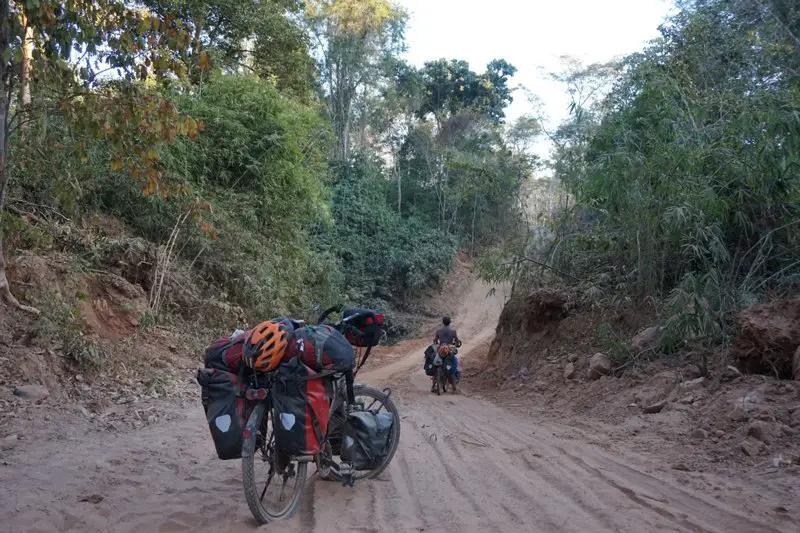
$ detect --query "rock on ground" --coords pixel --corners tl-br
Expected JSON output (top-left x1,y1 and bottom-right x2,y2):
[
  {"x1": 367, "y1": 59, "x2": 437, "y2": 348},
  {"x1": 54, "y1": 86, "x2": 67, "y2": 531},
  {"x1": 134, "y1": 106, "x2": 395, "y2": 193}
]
[
  {"x1": 728, "y1": 407, "x2": 750, "y2": 422},
  {"x1": 679, "y1": 377, "x2": 706, "y2": 391},
  {"x1": 631, "y1": 326, "x2": 663, "y2": 353},
  {"x1": 721, "y1": 365, "x2": 742, "y2": 383},
  {"x1": 746, "y1": 421, "x2": 778, "y2": 444},
  {"x1": 790, "y1": 408, "x2": 800, "y2": 428},
  {"x1": 13, "y1": 385, "x2": 50, "y2": 402},
  {"x1": 564, "y1": 362, "x2": 576, "y2": 380},
  {"x1": 587, "y1": 353, "x2": 611, "y2": 380},
  {"x1": 740, "y1": 438, "x2": 764, "y2": 457},
  {"x1": 643, "y1": 400, "x2": 667, "y2": 414}
]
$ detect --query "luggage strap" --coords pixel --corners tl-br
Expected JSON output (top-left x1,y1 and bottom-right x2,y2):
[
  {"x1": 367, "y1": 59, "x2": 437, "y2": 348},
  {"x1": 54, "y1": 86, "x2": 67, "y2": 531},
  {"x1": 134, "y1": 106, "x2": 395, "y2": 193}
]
[
  {"x1": 236, "y1": 364, "x2": 246, "y2": 398},
  {"x1": 355, "y1": 345, "x2": 373, "y2": 373},
  {"x1": 307, "y1": 402, "x2": 325, "y2": 447},
  {"x1": 296, "y1": 369, "x2": 337, "y2": 382}
]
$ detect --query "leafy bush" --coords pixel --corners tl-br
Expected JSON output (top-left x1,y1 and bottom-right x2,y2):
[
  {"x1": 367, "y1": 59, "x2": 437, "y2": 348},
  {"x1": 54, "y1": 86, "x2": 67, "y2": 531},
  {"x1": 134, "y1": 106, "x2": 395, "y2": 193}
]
[
  {"x1": 6, "y1": 73, "x2": 464, "y2": 331},
  {"x1": 535, "y1": 0, "x2": 800, "y2": 347},
  {"x1": 320, "y1": 154, "x2": 458, "y2": 303}
]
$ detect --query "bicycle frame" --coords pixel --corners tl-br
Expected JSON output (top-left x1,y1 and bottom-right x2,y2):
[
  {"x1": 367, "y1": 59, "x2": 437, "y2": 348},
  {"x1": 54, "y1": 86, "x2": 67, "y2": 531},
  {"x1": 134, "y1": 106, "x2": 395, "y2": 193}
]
[{"x1": 241, "y1": 371, "x2": 374, "y2": 486}]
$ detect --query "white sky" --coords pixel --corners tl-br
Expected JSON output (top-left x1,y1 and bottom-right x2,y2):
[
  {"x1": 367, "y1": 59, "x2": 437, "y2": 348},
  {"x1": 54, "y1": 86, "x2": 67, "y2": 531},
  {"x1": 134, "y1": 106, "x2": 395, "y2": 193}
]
[{"x1": 397, "y1": 0, "x2": 676, "y2": 159}]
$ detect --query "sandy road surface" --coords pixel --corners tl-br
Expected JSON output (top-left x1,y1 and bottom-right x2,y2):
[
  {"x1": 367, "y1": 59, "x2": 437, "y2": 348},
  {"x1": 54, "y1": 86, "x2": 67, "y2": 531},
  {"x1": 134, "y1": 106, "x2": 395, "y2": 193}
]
[{"x1": 1, "y1": 280, "x2": 793, "y2": 533}]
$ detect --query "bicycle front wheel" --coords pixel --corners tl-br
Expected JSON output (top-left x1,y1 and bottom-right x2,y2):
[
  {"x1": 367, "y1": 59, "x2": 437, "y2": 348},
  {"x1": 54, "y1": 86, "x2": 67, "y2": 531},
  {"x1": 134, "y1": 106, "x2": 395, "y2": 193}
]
[{"x1": 242, "y1": 403, "x2": 307, "y2": 525}]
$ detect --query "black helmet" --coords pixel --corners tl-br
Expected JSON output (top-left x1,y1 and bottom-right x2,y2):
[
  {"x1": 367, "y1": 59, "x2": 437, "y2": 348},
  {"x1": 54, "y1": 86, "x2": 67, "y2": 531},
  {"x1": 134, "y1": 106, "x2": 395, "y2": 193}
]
[{"x1": 442, "y1": 316, "x2": 451, "y2": 326}]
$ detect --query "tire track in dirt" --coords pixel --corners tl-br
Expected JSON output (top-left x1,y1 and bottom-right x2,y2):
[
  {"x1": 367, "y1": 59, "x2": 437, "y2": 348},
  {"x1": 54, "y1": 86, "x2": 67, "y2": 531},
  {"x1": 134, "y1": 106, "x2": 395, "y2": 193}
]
[
  {"x1": 415, "y1": 393, "x2": 673, "y2": 532},
  {"x1": 1, "y1": 279, "x2": 794, "y2": 533}
]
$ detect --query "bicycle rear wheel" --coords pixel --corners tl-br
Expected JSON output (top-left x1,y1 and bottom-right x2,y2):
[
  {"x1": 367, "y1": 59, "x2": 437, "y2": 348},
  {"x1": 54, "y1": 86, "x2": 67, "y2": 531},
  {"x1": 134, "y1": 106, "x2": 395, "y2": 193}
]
[
  {"x1": 242, "y1": 403, "x2": 307, "y2": 525},
  {"x1": 351, "y1": 384, "x2": 401, "y2": 479}
]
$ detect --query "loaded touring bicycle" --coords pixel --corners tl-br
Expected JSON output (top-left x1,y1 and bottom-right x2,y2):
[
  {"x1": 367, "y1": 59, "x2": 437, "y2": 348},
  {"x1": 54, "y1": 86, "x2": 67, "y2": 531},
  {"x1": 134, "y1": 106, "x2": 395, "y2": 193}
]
[{"x1": 197, "y1": 306, "x2": 401, "y2": 524}]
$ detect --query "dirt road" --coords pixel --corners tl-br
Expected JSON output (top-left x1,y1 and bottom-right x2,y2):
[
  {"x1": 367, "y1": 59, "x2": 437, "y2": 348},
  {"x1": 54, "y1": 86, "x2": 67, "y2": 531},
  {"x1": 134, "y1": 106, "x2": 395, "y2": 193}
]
[{"x1": 1, "y1": 280, "x2": 793, "y2": 533}]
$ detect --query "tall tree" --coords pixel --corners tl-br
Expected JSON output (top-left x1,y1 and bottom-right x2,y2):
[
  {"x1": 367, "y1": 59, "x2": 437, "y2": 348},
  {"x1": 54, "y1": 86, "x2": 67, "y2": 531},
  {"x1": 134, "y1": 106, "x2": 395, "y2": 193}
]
[
  {"x1": 0, "y1": 1, "x2": 199, "y2": 314},
  {"x1": 305, "y1": 0, "x2": 406, "y2": 160}
]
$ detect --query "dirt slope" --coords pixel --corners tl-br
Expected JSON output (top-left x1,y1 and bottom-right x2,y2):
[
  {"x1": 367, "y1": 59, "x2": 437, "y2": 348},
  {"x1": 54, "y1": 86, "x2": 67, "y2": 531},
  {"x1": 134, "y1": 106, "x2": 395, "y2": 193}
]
[{"x1": 0, "y1": 279, "x2": 794, "y2": 533}]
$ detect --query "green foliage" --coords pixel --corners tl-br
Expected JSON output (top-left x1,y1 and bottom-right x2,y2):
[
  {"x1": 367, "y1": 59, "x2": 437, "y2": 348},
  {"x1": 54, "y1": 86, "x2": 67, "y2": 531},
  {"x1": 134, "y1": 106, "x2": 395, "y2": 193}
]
[
  {"x1": 321, "y1": 154, "x2": 457, "y2": 303},
  {"x1": 397, "y1": 111, "x2": 530, "y2": 246},
  {"x1": 305, "y1": 0, "x2": 408, "y2": 159},
  {"x1": 399, "y1": 58, "x2": 517, "y2": 126},
  {"x1": 3, "y1": 1, "x2": 203, "y2": 194},
  {"x1": 98, "y1": 75, "x2": 338, "y2": 320},
  {"x1": 0, "y1": 212, "x2": 53, "y2": 253},
  {"x1": 535, "y1": 0, "x2": 800, "y2": 341},
  {"x1": 142, "y1": 0, "x2": 315, "y2": 97},
  {"x1": 2, "y1": 0, "x2": 528, "y2": 347},
  {"x1": 169, "y1": 75, "x2": 330, "y2": 231}
]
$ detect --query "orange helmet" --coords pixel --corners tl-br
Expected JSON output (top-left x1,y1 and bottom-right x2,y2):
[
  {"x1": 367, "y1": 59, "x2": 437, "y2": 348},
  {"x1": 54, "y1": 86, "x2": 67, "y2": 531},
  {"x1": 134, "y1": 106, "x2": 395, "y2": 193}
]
[
  {"x1": 243, "y1": 320, "x2": 290, "y2": 372},
  {"x1": 437, "y1": 345, "x2": 451, "y2": 356}
]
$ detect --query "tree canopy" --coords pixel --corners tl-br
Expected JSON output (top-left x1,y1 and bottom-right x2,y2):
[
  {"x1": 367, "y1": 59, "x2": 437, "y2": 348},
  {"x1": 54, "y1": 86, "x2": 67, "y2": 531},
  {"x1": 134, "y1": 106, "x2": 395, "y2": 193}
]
[
  {"x1": 0, "y1": 0, "x2": 531, "y2": 332},
  {"x1": 493, "y1": 0, "x2": 800, "y2": 353}
]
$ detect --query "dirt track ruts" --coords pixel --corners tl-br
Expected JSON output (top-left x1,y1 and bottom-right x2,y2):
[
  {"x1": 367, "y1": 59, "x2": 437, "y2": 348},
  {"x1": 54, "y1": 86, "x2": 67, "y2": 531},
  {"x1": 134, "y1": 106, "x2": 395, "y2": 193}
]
[{"x1": 0, "y1": 280, "x2": 794, "y2": 533}]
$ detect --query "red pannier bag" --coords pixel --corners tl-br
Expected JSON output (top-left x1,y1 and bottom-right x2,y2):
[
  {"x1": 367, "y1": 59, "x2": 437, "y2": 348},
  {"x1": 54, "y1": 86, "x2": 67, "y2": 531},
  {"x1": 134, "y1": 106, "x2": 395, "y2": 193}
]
[{"x1": 271, "y1": 357, "x2": 331, "y2": 455}]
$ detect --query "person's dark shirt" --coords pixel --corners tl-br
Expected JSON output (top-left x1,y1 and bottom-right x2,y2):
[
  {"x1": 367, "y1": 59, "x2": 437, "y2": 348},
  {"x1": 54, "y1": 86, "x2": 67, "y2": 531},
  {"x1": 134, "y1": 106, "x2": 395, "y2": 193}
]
[{"x1": 434, "y1": 326, "x2": 458, "y2": 346}]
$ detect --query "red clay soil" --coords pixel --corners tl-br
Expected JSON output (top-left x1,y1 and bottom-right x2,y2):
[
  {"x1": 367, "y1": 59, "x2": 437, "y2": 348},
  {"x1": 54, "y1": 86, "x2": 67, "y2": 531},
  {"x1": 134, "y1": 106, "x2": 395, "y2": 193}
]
[{"x1": 733, "y1": 298, "x2": 800, "y2": 378}]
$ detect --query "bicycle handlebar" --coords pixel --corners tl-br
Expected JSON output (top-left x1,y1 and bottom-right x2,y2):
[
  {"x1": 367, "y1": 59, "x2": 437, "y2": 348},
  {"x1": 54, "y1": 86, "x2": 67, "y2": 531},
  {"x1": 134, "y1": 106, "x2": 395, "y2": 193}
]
[
  {"x1": 316, "y1": 305, "x2": 343, "y2": 325},
  {"x1": 316, "y1": 306, "x2": 373, "y2": 328}
]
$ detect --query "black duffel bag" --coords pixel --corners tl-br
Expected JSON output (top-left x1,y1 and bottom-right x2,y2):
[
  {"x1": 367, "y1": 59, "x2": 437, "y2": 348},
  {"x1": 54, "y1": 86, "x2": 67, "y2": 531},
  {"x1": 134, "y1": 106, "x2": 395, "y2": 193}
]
[
  {"x1": 340, "y1": 410, "x2": 394, "y2": 471},
  {"x1": 341, "y1": 307, "x2": 384, "y2": 347}
]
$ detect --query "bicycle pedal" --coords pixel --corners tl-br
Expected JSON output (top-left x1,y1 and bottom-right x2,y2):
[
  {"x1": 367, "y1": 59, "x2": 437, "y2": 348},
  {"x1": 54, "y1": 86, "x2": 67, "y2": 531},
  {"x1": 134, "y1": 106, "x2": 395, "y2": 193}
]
[
  {"x1": 338, "y1": 462, "x2": 355, "y2": 476},
  {"x1": 338, "y1": 462, "x2": 355, "y2": 487}
]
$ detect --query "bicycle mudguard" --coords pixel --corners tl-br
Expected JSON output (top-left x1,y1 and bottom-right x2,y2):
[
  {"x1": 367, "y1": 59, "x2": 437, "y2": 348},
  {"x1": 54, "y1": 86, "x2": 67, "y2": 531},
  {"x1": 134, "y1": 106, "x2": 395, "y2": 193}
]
[
  {"x1": 352, "y1": 384, "x2": 392, "y2": 398},
  {"x1": 241, "y1": 403, "x2": 267, "y2": 458}
]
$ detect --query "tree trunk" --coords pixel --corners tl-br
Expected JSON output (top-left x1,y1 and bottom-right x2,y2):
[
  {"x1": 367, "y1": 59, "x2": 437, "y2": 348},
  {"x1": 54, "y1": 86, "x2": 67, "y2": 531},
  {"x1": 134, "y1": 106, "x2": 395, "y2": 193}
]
[
  {"x1": 0, "y1": 230, "x2": 38, "y2": 314},
  {"x1": 331, "y1": 99, "x2": 349, "y2": 161},
  {"x1": 329, "y1": 58, "x2": 355, "y2": 161},
  {"x1": 20, "y1": 12, "x2": 32, "y2": 107},
  {"x1": 0, "y1": 0, "x2": 39, "y2": 316},
  {"x1": 471, "y1": 193, "x2": 477, "y2": 257},
  {"x1": 396, "y1": 157, "x2": 401, "y2": 215},
  {"x1": 340, "y1": 113, "x2": 350, "y2": 159}
]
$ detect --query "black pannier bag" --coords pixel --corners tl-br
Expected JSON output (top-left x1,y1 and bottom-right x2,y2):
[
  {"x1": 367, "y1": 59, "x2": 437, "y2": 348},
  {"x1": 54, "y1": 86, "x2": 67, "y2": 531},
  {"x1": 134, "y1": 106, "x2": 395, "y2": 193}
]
[
  {"x1": 342, "y1": 308, "x2": 384, "y2": 347},
  {"x1": 271, "y1": 358, "x2": 331, "y2": 456},
  {"x1": 423, "y1": 344, "x2": 436, "y2": 376},
  {"x1": 197, "y1": 368, "x2": 251, "y2": 460},
  {"x1": 340, "y1": 410, "x2": 394, "y2": 470}
]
